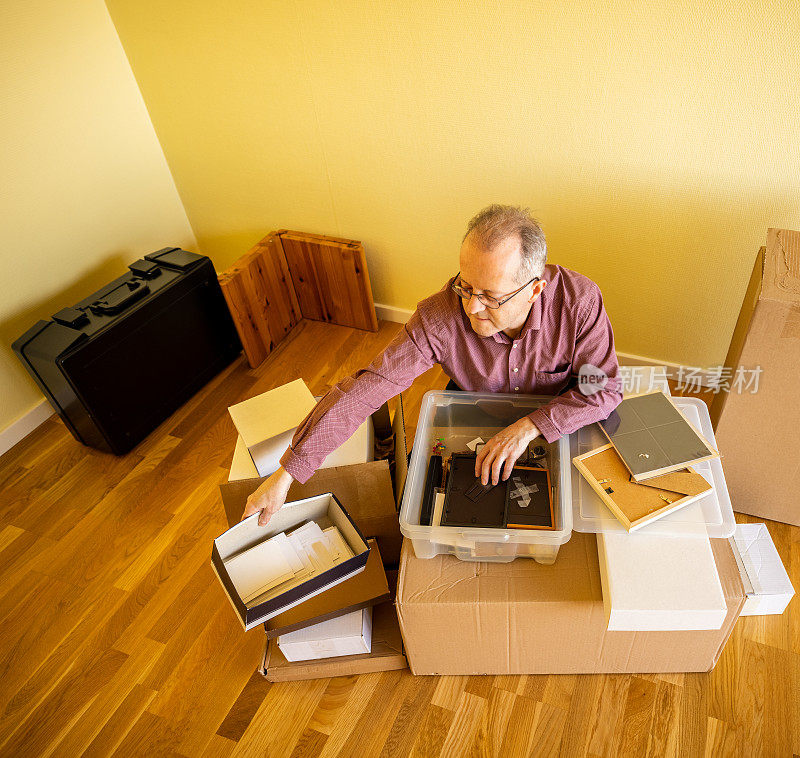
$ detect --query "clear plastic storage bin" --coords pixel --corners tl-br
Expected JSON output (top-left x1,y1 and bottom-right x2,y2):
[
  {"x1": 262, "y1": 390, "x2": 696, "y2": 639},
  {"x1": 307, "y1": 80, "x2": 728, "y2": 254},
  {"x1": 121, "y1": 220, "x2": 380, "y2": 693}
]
[
  {"x1": 569, "y1": 395, "x2": 736, "y2": 538},
  {"x1": 399, "y1": 391, "x2": 573, "y2": 564}
]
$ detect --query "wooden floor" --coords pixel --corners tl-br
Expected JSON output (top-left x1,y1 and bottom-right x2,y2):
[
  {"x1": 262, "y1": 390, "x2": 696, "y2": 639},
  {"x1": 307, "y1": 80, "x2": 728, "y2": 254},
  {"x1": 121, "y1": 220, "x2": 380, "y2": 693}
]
[{"x1": 0, "y1": 318, "x2": 797, "y2": 757}]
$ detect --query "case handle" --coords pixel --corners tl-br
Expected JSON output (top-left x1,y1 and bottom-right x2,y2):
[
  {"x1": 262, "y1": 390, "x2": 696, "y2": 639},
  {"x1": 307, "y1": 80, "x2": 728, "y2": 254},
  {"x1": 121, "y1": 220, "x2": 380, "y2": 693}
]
[{"x1": 89, "y1": 280, "x2": 149, "y2": 315}]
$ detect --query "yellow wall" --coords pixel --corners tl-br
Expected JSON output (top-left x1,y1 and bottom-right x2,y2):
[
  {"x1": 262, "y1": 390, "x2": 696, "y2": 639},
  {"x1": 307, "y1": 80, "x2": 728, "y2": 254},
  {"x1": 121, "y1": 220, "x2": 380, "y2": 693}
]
[
  {"x1": 99, "y1": 3, "x2": 800, "y2": 370},
  {"x1": 1, "y1": 1, "x2": 197, "y2": 434}
]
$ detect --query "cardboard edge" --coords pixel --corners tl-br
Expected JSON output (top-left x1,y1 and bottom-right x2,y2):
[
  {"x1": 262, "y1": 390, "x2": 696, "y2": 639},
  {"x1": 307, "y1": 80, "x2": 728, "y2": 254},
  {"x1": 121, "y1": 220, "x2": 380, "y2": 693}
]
[{"x1": 264, "y1": 540, "x2": 390, "y2": 639}]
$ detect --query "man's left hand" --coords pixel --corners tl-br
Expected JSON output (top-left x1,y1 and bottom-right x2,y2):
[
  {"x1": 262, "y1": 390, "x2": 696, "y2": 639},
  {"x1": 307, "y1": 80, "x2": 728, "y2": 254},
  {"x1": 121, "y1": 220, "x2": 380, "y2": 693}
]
[{"x1": 475, "y1": 417, "x2": 541, "y2": 486}]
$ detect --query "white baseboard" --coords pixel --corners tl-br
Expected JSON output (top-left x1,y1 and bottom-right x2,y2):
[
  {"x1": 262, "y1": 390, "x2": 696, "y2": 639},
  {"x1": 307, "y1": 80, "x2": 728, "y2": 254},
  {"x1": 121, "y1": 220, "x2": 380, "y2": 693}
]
[
  {"x1": 375, "y1": 303, "x2": 720, "y2": 388},
  {"x1": 0, "y1": 399, "x2": 54, "y2": 458},
  {"x1": 374, "y1": 302, "x2": 414, "y2": 323}
]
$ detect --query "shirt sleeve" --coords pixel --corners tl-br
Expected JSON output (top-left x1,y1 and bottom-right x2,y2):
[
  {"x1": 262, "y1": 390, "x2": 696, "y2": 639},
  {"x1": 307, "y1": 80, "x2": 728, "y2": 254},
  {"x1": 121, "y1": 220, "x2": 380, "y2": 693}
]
[
  {"x1": 527, "y1": 286, "x2": 623, "y2": 443},
  {"x1": 279, "y1": 308, "x2": 439, "y2": 483}
]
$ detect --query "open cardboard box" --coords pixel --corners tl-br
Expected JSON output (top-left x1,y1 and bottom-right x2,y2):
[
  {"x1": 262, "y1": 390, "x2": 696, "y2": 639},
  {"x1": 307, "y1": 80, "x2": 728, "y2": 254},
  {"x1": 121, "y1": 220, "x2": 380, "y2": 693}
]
[
  {"x1": 260, "y1": 600, "x2": 407, "y2": 682},
  {"x1": 212, "y1": 492, "x2": 370, "y2": 631},
  {"x1": 228, "y1": 394, "x2": 376, "y2": 482},
  {"x1": 227, "y1": 378, "x2": 318, "y2": 478},
  {"x1": 396, "y1": 532, "x2": 745, "y2": 675},
  {"x1": 219, "y1": 396, "x2": 406, "y2": 566}
]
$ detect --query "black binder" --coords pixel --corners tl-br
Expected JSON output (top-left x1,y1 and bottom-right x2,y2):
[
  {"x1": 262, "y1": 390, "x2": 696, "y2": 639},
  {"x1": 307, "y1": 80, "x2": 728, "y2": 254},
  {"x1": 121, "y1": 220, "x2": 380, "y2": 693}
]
[{"x1": 13, "y1": 247, "x2": 242, "y2": 454}]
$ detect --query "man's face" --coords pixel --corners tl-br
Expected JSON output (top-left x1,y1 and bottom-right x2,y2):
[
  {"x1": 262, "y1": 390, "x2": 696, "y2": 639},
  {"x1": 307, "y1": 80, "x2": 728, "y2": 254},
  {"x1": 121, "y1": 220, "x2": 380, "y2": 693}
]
[{"x1": 458, "y1": 232, "x2": 544, "y2": 338}]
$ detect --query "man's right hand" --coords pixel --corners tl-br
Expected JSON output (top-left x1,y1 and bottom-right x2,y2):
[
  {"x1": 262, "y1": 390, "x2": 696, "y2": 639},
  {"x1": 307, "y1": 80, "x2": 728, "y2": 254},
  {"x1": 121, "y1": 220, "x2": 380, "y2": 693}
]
[{"x1": 242, "y1": 467, "x2": 295, "y2": 526}]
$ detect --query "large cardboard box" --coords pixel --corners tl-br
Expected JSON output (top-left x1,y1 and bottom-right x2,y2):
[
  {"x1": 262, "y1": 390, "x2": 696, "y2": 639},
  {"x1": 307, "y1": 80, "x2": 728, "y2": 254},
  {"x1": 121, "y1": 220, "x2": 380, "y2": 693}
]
[
  {"x1": 395, "y1": 533, "x2": 744, "y2": 675},
  {"x1": 711, "y1": 228, "x2": 800, "y2": 525},
  {"x1": 219, "y1": 397, "x2": 406, "y2": 565},
  {"x1": 260, "y1": 601, "x2": 407, "y2": 682}
]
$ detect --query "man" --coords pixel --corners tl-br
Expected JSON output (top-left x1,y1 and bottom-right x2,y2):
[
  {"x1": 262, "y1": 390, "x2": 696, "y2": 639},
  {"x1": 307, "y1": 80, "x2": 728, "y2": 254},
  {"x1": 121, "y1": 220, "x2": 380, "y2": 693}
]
[{"x1": 243, "y1": 204, "x2": 623, "y2": 525}]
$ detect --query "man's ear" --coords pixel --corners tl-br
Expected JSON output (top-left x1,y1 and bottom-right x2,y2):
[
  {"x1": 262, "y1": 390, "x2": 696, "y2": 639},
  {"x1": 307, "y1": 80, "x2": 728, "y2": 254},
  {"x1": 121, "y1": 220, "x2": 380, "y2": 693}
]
[{"x1": 529, "y1": 279, "x2": 546, "y2": 302}]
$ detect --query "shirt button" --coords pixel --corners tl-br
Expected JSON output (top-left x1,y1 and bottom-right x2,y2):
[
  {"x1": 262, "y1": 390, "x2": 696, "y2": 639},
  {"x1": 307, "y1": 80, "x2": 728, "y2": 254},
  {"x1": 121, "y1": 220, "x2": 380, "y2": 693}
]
[
  {"x1": 512, "y1": 367, "x2": 519, "y2": 373},
  {"x1": 511, "y1": 344, "x2": 517, "y2": 349},
  {"x1": 514, "y1": 386, "x2": 520, "y2": 391}
]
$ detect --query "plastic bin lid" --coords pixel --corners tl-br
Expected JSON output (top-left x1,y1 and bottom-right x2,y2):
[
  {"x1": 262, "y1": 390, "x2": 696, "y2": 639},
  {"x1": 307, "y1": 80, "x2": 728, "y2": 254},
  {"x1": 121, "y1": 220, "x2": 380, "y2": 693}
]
[{"x1": 569, "y1": 396, "x2": 736, "y2": 538}]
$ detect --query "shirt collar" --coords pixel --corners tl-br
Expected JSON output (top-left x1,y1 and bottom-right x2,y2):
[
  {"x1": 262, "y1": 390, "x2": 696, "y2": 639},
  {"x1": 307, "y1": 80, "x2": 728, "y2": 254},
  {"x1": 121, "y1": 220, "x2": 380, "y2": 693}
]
[{"x1": 490, "y1": 283, "x2": 544, "y2": 343}]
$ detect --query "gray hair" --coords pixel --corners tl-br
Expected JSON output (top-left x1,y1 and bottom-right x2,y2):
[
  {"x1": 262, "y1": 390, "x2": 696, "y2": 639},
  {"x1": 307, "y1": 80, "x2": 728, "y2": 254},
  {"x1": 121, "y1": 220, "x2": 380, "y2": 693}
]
[{"x1": 463, "y1": 204, "x2": 547, "y2": 283}]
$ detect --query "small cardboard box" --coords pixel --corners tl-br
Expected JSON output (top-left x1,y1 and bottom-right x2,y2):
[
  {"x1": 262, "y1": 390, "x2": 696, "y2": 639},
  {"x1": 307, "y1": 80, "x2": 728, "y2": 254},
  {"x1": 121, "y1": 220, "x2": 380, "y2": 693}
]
[
  {"x1": 597, "y1": 532, "x2": 728, "y2": 631},
  {"x1": 227, "y1": 378, "x2": 317, "y2": 478},
  {"x1": 711, "y1": 228, "x2": 800, "y2": 526},
  {"x1": 277, "y1": 606, "x2": 373, "y2": 662},
  {"x1": 212, "y1": 492, "x2": 370, "y2": 631},
  {"x1": 260, "y1": 601, "x2": 407, "y2": 682},
  {"x1": 264, "y1": 538, "x2": 390, "y2": 638},
  {"x1": 219, "y1": 396, "x2": 406, "y2": 566},
  {"x1": 228, "y1": 396, "x2": 376, "y2": 482},
  {"x1": 396, "y1": 533, "x2": 744, "y2": 675},
  {"x1": 730, "y1": 523, "x2": 795, "y2": 616}
]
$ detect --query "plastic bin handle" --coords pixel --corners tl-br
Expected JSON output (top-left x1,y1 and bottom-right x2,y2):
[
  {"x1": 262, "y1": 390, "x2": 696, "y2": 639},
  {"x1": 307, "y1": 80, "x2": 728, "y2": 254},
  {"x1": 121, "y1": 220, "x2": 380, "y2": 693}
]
[{"x1": 466, "y1": 530, "x2": 511, "y2": 542}]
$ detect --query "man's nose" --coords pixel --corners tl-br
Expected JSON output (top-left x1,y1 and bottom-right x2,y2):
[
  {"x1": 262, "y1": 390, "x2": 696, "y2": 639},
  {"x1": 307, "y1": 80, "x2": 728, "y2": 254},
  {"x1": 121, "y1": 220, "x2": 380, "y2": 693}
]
[{"x1": 466, "y1": 294, "x2": 485, "y2": 315}]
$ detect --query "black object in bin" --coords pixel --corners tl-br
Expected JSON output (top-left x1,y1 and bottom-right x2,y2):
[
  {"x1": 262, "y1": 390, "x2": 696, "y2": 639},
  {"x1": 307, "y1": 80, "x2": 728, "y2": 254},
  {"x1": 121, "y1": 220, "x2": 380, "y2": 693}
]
[{"x1": 12, "y1": 247, "x2": 242, "y2": 454}]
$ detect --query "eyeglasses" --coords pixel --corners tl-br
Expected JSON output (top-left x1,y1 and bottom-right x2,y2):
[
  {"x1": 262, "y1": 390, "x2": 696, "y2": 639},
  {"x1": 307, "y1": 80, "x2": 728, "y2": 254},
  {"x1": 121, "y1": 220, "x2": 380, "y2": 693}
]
[{"x1": 450, "y1": 272, "x2": 540, "y2": 309}]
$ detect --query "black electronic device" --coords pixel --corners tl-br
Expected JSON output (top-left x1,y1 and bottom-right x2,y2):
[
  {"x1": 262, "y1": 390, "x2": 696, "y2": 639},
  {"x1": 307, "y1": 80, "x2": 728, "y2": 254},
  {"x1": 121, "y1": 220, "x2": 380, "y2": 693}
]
[
  {"x1": 13, "y1": 247, "x2": 242, "y2": 454},
  {"x1": 441, "y1": 453, "x2": 506, "y2": 528}
]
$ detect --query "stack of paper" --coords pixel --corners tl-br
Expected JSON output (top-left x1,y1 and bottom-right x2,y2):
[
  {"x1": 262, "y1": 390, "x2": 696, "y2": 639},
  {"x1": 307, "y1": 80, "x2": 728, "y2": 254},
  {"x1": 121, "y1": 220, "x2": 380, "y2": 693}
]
[{"x1": 224, "y1": 521, "x2": 354, "y2": 604}]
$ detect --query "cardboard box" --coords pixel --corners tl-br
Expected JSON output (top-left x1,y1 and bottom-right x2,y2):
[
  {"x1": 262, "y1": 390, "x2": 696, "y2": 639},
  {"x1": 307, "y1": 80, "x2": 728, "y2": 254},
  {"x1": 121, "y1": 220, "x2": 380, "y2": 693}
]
[
  {"x1": 219, "y1": 397, "x2": 406, "y2": 565},
  {"x1": 212, "y1": 492, "x2": 370, "y2": 631},
  {"x1": 264, "y1": 539, "x2": 390, "y2": 638},
  {"x1": 730, "y1": 523, "x2": 795, "y2": 616},
  {"x1": 597, "y1": 532, "x2": 727, "y2": 631},
  {"x1": 711, "y1": 228, "x2": 800, "y2": 525},
  {"x1": 395, "y1": 533, "x2": 744, "y2": 675},
  {"x1": 228, "y1": 378, "x2": 317, "y2": 478},
  {"x1": 260, "y1": 601, "x2": 406, "y2": 681},
  {"x1": 277, "y1": 606, "x2": 373, "y2": 662},
  {"x1": 227, "y1": 397, "x2": 375, "y2": 482}
]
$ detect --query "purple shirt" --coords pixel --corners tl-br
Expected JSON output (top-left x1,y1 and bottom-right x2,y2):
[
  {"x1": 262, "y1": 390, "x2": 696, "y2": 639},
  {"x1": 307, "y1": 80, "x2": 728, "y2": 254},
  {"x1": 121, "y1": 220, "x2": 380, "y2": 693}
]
[{"x1": 280, "y1": 264, "x2": 622, "y2": 484}]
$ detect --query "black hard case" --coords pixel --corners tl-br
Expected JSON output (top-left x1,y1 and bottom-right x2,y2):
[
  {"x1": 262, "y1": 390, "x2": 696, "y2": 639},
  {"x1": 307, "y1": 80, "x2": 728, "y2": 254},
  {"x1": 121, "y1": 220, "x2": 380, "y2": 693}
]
[{"x1": 12, "y1": 248, "x2": 242, "y2": 454}]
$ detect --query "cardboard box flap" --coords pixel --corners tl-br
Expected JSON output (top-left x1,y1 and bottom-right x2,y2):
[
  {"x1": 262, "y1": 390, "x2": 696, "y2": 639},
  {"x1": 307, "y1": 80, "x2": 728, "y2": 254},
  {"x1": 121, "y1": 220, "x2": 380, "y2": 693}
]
[
  {"x1": 763, "y1": 229, "x2": 800, "y2": 305},
  {"x1": 286, "y1": 460, "x2": 396, "y2": 527},
  {"x1": 228, "y1": 378, "x2": 316, "y2": 447},
  {"x1": 264, "y1": 539, "x2": 390, "y2": 638},
  {"x1": 392, "y1": 394, "x2": 408, "y2": 508}
]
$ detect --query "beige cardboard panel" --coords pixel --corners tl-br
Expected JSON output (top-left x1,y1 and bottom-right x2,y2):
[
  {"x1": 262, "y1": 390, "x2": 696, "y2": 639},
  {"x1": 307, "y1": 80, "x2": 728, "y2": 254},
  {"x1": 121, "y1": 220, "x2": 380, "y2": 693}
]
[
  {"x1": 228, "y1": 378, "x2": 316, "y2": 447},
  {"x1": 396, "y1": 534, "x2": 743, "y2": 675},
  {"x1": 714, "y1": 230, "x2": 800, "y2": 525},
  {"x1": 261, "y1": 601, "x2": 406, "y2": 681}
]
